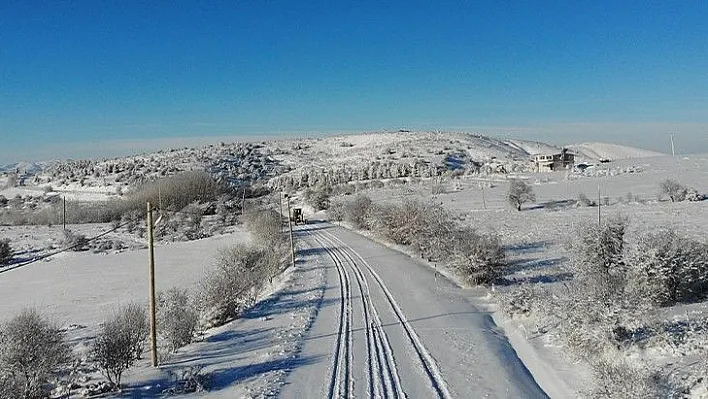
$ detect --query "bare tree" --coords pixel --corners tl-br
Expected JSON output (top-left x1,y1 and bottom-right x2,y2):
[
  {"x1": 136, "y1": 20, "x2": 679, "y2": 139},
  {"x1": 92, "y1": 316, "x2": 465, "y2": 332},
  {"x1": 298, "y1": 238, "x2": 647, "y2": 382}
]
[
  {"x1": 659, "y1": 179, "x2": 687, "y2": 202},
  {"x1": 0, "y1": 309, "x2": 71, "y2": 398},
  {"x1": 507, "y1": 179, "x2": 536, "y2": 211}
]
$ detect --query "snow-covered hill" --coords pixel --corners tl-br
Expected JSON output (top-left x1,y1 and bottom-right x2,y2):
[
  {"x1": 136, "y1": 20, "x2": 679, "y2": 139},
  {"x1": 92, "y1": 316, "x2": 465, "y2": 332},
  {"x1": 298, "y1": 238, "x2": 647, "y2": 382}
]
[
  {"x1": 0, "y1": 131, "x2": 663, "y2": 200},
  {"x1": 0, "y1": 161, "x2": 45, "y2": 175},
  {"x1": 0, "y1": 130, "x2": 705, "y2": 397},
  {"x1": 567, "y1": 142, "x2": 665, "y2": 161}
]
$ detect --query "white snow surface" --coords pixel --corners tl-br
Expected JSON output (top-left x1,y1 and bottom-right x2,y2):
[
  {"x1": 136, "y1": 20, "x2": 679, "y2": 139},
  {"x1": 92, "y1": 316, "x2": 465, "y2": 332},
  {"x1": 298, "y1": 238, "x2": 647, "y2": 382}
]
[
  {"x1": 280, "y1": 225, "x2": 548, "y2": 398},
  {"x1": 0, "y1": 133, "x2": 705, "y2": 397},
  {"x1": 567, "y1": 141, "x2": 665, "y2": 161},
  {"x1": 0, "y1": 231, "x2": 248, "y2": 326},
  {"x1": 1, "y1": 131, "x2": 663, "y2": 204}
]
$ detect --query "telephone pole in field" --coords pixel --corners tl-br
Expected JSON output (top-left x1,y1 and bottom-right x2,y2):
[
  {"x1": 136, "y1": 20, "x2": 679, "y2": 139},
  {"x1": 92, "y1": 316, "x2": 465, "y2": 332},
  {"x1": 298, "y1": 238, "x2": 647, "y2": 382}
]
[
  {"x1": 146, "y1": 202, "x2": 158, "y2": 367},
  {"x1": 670, "y1": 133, "x2": 675, "y2": 156},
  {"x1": 285, "y1": 195, "x2": 295, "y2": 268}
]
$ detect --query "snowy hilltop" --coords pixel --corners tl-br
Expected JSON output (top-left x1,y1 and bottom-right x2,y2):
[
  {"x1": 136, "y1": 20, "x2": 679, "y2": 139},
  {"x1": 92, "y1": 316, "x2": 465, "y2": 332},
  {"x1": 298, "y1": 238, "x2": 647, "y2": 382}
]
[{"x1": 0, "y1": 131, "x2": 664, "y2": 199}]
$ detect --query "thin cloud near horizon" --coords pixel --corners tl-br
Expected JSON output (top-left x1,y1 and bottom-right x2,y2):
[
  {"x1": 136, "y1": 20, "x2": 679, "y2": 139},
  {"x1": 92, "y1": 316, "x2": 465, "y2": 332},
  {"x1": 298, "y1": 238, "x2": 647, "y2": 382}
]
[{"x1": 4, "y1": 122, "x2": 707, "y2": 165}]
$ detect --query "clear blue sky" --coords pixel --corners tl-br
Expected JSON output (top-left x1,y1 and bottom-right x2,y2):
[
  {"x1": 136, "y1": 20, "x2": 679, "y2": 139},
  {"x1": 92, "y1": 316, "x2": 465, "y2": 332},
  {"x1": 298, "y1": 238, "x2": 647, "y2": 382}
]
[{"x1": 2, "y1": 1, "x2": 708, "y2": 163}]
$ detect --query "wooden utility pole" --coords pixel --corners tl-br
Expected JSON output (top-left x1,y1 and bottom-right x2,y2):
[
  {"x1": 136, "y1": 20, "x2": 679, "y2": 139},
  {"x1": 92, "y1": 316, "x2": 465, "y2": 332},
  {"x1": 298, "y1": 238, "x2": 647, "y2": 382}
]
[
  {"x1": 597, "y1": 183, "x2": 601, "y2": 227},
  {"x1": 481, "y1": 185, "x2": 487, "y2": 210},
  {"x1": 279, "y1": 192, "x2": 285, "y2": 233},
  {"x1": 242, "y1": 188, "x2": 246, "y2": 215},
  {"x1": 146, "y1": 202, "x2": 158, "y2": 367},
  {"x1": 285, "y1": 195, "x2": 295, "y2": 268},
  {"x1": 63, "y1": 196, "x2": 66, "y2": 230},
  {"x1": 670, "y1": 133, "x2": 676, "y2": 156}
]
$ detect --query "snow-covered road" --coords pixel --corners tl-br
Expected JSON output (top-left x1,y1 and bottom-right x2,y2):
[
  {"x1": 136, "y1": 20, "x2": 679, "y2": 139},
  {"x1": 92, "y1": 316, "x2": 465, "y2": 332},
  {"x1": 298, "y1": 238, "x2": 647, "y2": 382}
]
[{"x1": 280, "y1": 223, "x2": 547, "y2": 398}]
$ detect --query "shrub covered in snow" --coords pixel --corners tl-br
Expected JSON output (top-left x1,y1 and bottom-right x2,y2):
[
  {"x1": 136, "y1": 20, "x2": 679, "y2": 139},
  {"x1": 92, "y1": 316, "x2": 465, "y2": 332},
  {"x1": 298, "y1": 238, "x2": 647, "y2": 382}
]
[
  {"x1": 243, "y1": 209, "x2": 286, "y2": 251},
  {"x1": 119, "y1": 303, "x2": 148, "y2": 360},
  {"x1": 375, "y1": 199, "x2": 433, "y2": 246},
  {"x1": 659, "y1": 178, "x2": 687, "y2": 202},
  {"x1": 303, "y1": 185, "x2": 332, "y2": 210},
  {"x1": 157, "y1": 288, "x2": 198, "y2": 353},
  {"x1": 343, "y1": 195, "x2": 375, "y2": 229},
  {"x1": 62, "y1": 229, "x2": 88, "y2": 251},
  {"x1": 445, "y1": 226, "x2": 505, "y2": 284},
  {"x1": 629, "y1": 229, "x2": 708, "y2": 306},
  {"x1": 124, "y1": 170, "x2": 227, "y2": 212},
  {"x1": 577, "y1": 192, "x2": 596, "y2": 207},
  {"x1": 197, "y1": 207, "x2": 288, "y2": 328},
  {"x1": 338, "y1": 196, "x2": 506, "y2": 284},
  {"x1": 163, "y1": 365, "x2": 212, "y2": 394},
  {"x1": 90, "y1": 304, "x2": 148, "y2": 389},
  {"x1": 685, "y1": 187, "x2": 703, "y2": 201},
  {"x1": 568, "y1": 216, "x2": 628, "y2": 306},
  {"x1": 326, "y1": 199, "x2": 345, "y2": 222},
  {"x1": 0, "y1": 239, "x2": 12, "y2": 266},
  {"x1": 590, "y1": 356, "x2": 676, "y2": 399},
  {"x1": 502, "y1": 217, "x2": 705, "y2": 397},
  {"x1": 198, "y1": 244, "x2": 272, "y2": 327},
  {"x1": 0, "y1": 309, "x2": 71, "y2": 399}
]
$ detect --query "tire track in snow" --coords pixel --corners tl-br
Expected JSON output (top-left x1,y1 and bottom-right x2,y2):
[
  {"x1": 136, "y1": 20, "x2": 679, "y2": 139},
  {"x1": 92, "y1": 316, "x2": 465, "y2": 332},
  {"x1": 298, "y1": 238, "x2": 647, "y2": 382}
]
[
  {"x1": 316, "y1": 232, "x2": 354, "y2": 399},
  {"x1": 315, "y1": 231, "x2": 405, "y2": 399},
  {"x1": 321, "y1": 229, "x2": 453, "y2": 399}
]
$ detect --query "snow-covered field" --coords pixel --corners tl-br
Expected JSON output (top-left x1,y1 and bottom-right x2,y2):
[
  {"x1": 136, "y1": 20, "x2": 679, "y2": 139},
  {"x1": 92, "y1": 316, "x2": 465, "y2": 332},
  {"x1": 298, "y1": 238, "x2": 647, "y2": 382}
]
[{"x1": 1, "y1": 131, "x2": 706, "y2": 397}]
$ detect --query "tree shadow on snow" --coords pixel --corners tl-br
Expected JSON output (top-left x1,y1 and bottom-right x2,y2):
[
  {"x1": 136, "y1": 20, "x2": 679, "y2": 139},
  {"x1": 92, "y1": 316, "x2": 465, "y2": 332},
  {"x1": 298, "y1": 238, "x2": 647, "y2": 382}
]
[
  {"x1": 294, "y1": 223, "x2": 335, "y2": 234},
  {"x1": 503, "y1": 241, "x2": 552, "y2": 255},
  {"x1": 497, "y1": 272, "x2": 573, "y2": 286},
  {"x1": 208, "y1": 355, "x2": 323, "y2": 391},
  {"x1": 499, "y1": 257, "x2": 572, "y2": 285},
  {"x1": 165, "y1": 327, "x2": 276, "y2": 368},
  {"x1": 505, "y1": 257, "x2": 567, "y2": 274},
  {"x1": 301, "y1": 311, "x2": 486, "y2": 342},
  {"x1": 120, "y1": 355, "x2": 323, "y2": 398},
  {"x1": 526, "y1": 199, "x2": 576, "y2": 211},
  {"x1": 296, "y1": 246, "x2": 329, "y2": 257},
  {"x1": 242, "y1": 294, "x2": 338, "y2": 320}
]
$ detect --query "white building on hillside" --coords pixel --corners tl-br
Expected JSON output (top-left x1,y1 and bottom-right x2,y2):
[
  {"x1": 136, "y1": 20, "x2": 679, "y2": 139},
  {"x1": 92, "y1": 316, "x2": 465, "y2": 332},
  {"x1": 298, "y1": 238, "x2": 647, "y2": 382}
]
[{"x1": 532, "y1": 149, "x2": 575, "y2": 172}]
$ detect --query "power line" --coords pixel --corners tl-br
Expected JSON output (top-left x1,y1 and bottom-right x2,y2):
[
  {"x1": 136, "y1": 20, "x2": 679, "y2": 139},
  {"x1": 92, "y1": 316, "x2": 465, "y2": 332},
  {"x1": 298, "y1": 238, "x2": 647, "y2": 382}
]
[{"x1": 0, "y1": 216, "x2": 142, "y2": 275}]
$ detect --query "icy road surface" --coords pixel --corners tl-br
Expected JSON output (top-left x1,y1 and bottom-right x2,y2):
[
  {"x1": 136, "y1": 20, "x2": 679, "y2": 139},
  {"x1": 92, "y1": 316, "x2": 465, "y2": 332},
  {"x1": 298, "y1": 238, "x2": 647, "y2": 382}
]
[{"x1": 280, "y1": 223, "x2": 547, "y2": 398}]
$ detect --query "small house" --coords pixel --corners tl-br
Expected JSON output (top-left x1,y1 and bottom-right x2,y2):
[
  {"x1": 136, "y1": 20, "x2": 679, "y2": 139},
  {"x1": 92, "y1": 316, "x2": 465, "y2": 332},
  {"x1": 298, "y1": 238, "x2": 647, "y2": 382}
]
[{"x1": 533, "y1": 149, "x2": 575, "y2": 172}]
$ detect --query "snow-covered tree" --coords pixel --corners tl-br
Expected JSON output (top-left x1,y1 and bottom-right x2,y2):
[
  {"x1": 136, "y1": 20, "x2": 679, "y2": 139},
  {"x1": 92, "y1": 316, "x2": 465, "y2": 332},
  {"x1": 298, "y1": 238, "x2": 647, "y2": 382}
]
[
  {"x1": 0, "y1": 309, "x2": 71, "y2": 398},
  {"x1": 659, "y1": 178, "x2": 687, "y2": 202},
  {"x1": 91, "y1": 305, "x2": 146, "y2": 389},
  {"x1": 507, "y1": 179, "x2": 536, "y2": 211},
  {"x1": 157, "y1": 288, "x2": 198, "y2": 352}
]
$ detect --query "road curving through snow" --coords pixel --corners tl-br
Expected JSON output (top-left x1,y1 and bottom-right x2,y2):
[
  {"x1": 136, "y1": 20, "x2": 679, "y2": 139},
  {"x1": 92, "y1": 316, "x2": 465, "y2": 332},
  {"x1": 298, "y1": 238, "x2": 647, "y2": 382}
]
[{"x1": 280, "y1": 223, "x2": 548, "y2": 398}]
